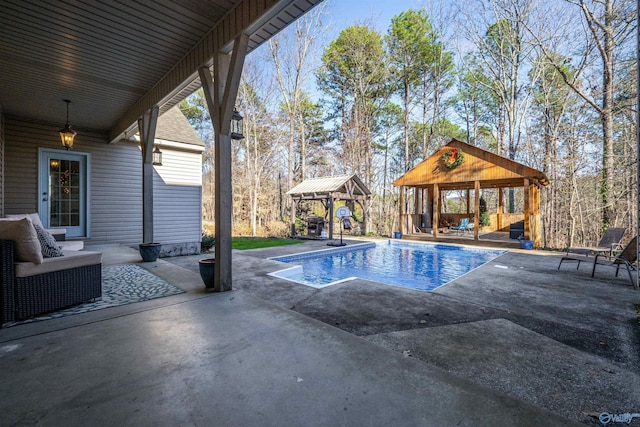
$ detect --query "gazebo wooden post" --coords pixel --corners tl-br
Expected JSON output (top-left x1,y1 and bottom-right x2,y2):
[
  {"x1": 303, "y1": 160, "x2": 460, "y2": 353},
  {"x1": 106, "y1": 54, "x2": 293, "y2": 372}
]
[
  {"x1": 426, "y1": 186, "x2": 434, "y2": 230},
  {"x1": 532, "y1": 184, "x2": 540, "y2": 246},
  {"x1": 290, "y1": 198, "x2": 298, "y2": 237},
  {"x1": 498, "y1": 188, "x2": 504, "y2": 231},
  {"x1": 523, "y1": 178, "x2": 530, "y2": 240},
  {"x1": 328, "y1": 196, "x2": 334, "y2": 240},
  {"x1": 413, "y1": 188, "x2": 420, "y2": 231},
  {"x1": 433, "y1": 183, "x2": 440, "y2": 238},
  {"x1": 474, "y1": 180, "x2": 480, "y2": 240},
  {"x1": 398, "y1": 186, "x2": 405, "y2": 234},
  {"x1": 466, "y1": 189, "x2": 471, "y2": 216}
]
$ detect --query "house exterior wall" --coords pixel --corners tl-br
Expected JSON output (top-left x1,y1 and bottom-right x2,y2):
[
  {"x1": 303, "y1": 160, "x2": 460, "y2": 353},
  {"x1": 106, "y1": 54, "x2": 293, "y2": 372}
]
[
  {"x1": 153, "y1": 142, "x2": 203, "y2": 256},
  {"x1": 3, "y1": 118, "x2": 202, "y2": 253}
]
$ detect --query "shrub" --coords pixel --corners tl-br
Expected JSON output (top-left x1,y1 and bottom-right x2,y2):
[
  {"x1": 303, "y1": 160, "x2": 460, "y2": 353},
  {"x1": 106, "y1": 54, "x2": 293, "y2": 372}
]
[{"x1": 263, "y1": 221, "x2": 289, "y2": 237}]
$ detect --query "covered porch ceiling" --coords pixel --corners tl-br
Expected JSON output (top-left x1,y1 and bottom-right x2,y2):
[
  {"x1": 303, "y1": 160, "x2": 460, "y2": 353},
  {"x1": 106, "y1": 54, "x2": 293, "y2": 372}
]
[{"x1": 0, "y1": 0, "x2": 321, "y2": 142}]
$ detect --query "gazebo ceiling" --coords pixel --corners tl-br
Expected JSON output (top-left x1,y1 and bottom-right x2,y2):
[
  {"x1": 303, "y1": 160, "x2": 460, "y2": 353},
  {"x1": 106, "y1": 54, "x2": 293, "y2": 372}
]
[
  {"x1": 393, "y1": 139, "x2": 550, "y2": 189},
  {"x1": 0, "y1": 0, "x2": 322, "y2": 141}
]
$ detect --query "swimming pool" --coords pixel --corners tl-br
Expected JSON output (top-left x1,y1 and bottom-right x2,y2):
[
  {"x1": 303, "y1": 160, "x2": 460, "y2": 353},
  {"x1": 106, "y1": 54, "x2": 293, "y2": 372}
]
[{"x1": 269, "y1": 240, "x2": 506, "y2": 291}]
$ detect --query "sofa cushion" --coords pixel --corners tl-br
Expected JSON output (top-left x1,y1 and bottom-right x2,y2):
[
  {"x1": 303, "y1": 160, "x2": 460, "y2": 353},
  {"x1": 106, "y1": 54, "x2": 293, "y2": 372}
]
[
  {"x1": 33, "y1": 224, "x2": 64, "y2": 258},
  {"x1": 14, "y1": 250, "x2": 103, "y2": 278},
  {"x1": 0, "y1": 218, "x2": 44, "y2": 264},
  {"x1": 59, "y1": 241, "x2": 84, "y2": 252}
]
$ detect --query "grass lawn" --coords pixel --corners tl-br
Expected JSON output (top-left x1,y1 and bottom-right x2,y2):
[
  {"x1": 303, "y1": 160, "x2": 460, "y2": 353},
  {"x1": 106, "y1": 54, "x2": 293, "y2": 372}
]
[{"x1": 231, "y1": 237, "x2": 305, "y2": 250}]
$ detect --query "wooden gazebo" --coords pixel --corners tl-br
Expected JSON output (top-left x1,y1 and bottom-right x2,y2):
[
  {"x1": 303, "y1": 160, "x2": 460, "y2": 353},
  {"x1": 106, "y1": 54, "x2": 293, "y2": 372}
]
[
  {"x1": 393, "y1": 139, "x2": 549, "y2": 247},
  {"x1": 287, "y1": 174, "x2": 371, "y2": 239}
]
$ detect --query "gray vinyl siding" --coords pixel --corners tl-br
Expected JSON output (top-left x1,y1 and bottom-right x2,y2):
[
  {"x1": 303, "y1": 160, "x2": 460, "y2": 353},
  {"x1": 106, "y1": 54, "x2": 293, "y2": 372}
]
[
  {"x1": 3, "y1": 117, "x2": 202, "y2": 247},
  {"x1": 153, "y1": 147, "x2": 202, "y2": 244}
]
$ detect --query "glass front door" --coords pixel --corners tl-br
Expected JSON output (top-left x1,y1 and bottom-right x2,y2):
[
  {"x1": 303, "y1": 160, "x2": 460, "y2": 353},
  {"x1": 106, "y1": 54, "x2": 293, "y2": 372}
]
[{"x1": 39, "y1": 149, "x2": 89, "y2": 238}]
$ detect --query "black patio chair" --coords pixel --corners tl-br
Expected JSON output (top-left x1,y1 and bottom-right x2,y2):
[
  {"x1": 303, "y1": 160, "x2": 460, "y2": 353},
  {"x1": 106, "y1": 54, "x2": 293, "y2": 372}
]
[
  {"x1": 591, "y1": 236, "x2": 638, "y2": 288},
  {"x1": 558, "y1": 227, "x2": 626, "y2": 270}
]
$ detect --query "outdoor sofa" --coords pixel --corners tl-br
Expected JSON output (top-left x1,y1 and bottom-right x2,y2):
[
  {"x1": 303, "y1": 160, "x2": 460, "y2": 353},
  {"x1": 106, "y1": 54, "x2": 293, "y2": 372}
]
[{"x1": 0, "y1": 217, "x2": 102, "y2": 325}]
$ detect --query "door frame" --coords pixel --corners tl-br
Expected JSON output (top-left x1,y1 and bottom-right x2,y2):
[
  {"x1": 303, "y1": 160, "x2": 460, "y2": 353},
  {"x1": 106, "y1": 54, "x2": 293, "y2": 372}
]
[{"x1": 38, "y1": 148, "x2": 91, "y2": 238}]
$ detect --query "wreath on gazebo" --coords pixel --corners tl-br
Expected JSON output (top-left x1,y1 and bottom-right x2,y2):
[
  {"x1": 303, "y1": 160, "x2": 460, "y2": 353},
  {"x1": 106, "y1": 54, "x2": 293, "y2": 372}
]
[{"x1": 441, "y1": 148, "x2": 465, "y2": 169}]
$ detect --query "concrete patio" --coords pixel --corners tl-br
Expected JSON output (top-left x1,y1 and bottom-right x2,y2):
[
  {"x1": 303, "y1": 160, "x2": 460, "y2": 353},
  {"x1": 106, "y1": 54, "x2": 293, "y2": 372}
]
[{"x1": 1, "y1": 238, "x2": 638, "y2": 426}]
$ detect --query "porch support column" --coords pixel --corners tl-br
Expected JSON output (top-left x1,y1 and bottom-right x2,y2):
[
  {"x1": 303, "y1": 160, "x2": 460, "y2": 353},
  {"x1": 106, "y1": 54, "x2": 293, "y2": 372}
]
[
  {"x1": 433, "y1": 183, "x2": 440, "y2": 238},
  {"x1": 198, "y1": 33, "x2": 249, "y2": 292},
  {"x1": 473, "y1": 180, "x2": 480, "y2": 240},
  {"x1": 523, "y1": 178, "x2": 530, "y2": 240},
  {"x1": 138, "y1": 105, "x2": 159, "y2": 244}
]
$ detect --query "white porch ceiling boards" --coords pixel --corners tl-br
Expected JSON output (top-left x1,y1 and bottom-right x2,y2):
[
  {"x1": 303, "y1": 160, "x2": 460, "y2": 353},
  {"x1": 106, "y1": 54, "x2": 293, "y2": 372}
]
[{"x1": 0, "y1": 0, "x2": 321, "y2": 140}]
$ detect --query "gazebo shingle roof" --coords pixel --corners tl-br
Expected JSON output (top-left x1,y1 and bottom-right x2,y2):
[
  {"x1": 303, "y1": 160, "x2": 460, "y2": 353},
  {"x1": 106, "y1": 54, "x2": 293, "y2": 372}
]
[{"x1": 287, "y1": 174, "x2": 370, "y2": 197}]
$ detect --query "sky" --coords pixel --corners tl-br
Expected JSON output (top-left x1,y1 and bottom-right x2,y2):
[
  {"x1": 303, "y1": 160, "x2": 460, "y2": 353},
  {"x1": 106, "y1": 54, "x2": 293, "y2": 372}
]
[
  {"x1": 326, "y1": 0, "x2": 428, "y2": 35},
  {"x1": 278, "y1": 0, "x2": 440, "y2": 99}
]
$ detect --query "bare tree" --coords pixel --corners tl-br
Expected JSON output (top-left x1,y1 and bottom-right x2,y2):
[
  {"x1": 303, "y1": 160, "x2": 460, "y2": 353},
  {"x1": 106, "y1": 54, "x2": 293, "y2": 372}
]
[
  {"x1": 525, "y1": 0, "x2": 636, "y2": 229},
  {"x1": 269, "y1": 3, "x2": 328, "y2": 184}
]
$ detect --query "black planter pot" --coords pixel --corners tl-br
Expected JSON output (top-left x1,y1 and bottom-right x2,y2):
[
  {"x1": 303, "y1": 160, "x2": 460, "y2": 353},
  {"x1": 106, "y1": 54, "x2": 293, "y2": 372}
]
[
  {"x1": 139, "y1": 243, "x2": 162, "y2": 262},
  {"x1": 198, "y1": 258, "x2": 216, "y2": 289}
]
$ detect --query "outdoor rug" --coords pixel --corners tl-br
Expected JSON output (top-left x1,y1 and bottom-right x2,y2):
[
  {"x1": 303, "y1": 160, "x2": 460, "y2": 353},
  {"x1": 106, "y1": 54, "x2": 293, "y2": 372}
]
[{"x1": 6, "y1": 264, "x2": 185, "y2": 326}]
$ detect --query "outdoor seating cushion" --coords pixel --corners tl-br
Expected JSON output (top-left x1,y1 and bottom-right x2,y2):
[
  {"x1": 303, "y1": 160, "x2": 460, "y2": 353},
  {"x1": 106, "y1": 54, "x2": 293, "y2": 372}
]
[
  {"x1": 14, "y1": 250, "x2": 102, "y2": 278},
  {"x1": 0, "y1": 218, "x2": 43, "y2": 264},
  {"x1": 5, "y1": 213, "x2": 45, "y2": 229},
  {"x1": 5, "y1": 214, "x2": 66, "y2": 240},
  {"x1": 59, "y1": 241, "x2": 84, "y2": 252}
]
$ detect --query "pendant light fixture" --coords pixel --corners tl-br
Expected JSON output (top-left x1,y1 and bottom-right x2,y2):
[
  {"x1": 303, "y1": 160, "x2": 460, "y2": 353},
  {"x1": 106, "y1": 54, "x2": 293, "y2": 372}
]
[{"x1": 58, "y1": 99, "x2": 77, "y2": 150}]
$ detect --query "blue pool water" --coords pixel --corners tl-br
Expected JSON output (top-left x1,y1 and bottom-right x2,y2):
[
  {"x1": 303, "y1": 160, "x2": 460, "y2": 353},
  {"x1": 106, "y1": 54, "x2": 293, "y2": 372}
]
[{"x1": 270, "y1": 241, "x2": 505, "y2": 291}]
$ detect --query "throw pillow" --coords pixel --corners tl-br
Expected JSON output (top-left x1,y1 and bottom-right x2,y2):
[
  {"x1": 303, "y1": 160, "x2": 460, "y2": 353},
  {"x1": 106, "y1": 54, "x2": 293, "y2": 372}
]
[
  {"x1": 33, "y1": 224, "x2": 64, "y2": 258},
  {"x1": 0, "y1": 218, "x2": 44, "y2": 264}
]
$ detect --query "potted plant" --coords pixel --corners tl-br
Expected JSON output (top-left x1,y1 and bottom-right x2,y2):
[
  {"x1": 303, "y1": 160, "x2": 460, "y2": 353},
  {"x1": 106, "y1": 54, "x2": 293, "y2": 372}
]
[
  {"x1": 138, "y1": 242, "x2": 162, "y2": 262},
  {"x1": 201, "y1": 234, "x2": 215, "y2": 252},
  {"x1": 198, "y1": 258, "x2": 216, "y2": 289}
]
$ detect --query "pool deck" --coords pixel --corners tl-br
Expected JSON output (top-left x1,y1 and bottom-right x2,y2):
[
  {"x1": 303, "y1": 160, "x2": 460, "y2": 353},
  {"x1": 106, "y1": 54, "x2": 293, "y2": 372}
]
[{"x1": 1, "y1": 238, "x2": 638, "y2": 426}]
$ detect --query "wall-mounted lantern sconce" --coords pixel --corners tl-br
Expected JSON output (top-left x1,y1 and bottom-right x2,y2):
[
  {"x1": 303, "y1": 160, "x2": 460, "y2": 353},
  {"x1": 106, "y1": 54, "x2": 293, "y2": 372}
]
[
  {"x1": 58, "y1": 99, "x2": 77, "y2": 150},
  {"x1": 152, "y1": 145, "x2": 163, "y2": 166},
  {"x1": 230, "y1": 108, "x2": 244, "y2": 140}
]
